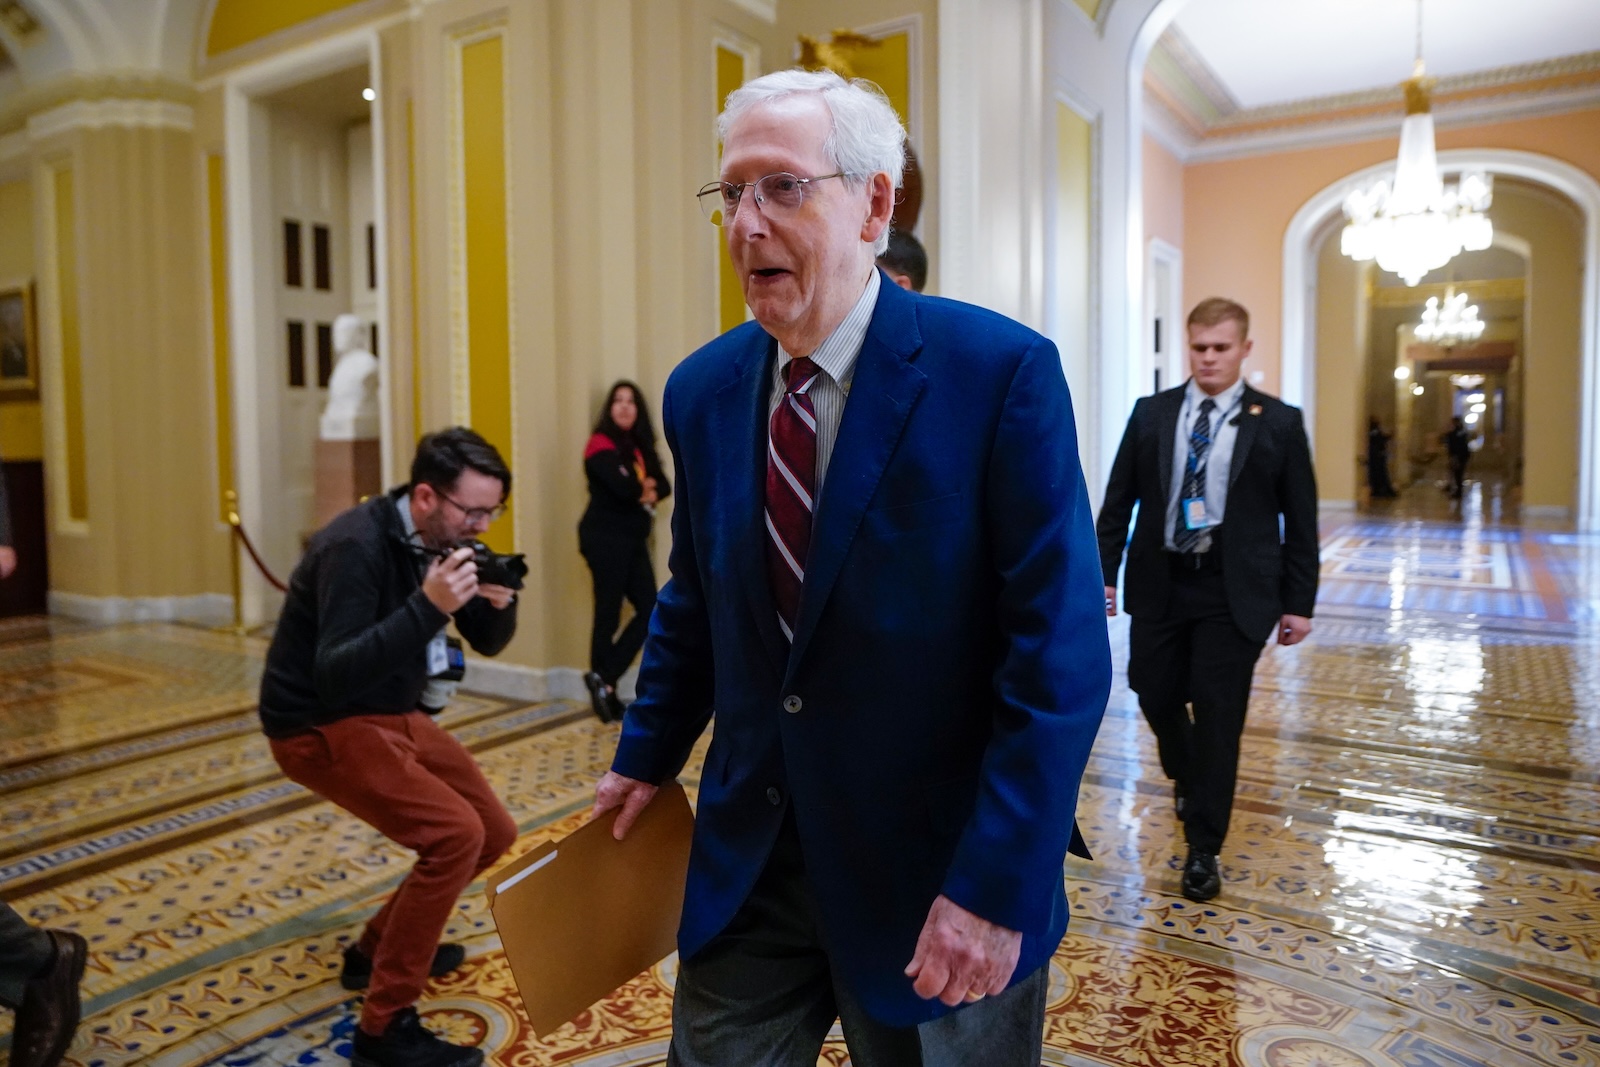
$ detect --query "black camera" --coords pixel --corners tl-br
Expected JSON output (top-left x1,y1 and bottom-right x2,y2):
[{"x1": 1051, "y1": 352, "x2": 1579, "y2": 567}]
[{"x1": 408, "y1": 540, "x2": 528, "y2": 591}]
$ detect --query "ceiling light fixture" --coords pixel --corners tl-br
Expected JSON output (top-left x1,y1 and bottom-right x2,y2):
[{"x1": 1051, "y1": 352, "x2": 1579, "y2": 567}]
[
  {"x1": 1415, "y1": 289, "x2": 1485, "y2": 346},
  {"x1": 362, "y1": 87, "x2": 376, "y2": 101},
  {"x1": 1340, "y1": 0, "x2": 1492, "y2": 286}
]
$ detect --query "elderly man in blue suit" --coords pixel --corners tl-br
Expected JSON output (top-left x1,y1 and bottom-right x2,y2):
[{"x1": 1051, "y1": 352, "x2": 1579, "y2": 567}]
[{"x1": 591, "y1": 68, "x2": 1111, "y2": 1066}]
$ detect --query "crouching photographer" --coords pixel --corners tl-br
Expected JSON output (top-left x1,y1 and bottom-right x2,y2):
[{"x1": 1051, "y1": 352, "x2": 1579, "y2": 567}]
[{"x1": 258, "y1": 427, "x2": 521, "y2": 1067}]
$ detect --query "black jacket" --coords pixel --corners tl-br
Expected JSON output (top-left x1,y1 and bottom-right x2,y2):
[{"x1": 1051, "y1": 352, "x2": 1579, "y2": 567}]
[
  {"x1": 258, "y1": 488, "x2": 517, "y2": 738},
  {"x1": 578, "y1": 431, "x2": 670, "y2": 547},
  {"x1": 1096, "y1": 383, "x2": 1320, "y2": 642}
]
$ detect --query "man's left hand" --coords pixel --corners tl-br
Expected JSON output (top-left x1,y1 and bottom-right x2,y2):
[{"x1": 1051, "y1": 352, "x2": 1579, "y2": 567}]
[
  {"x1": 1278, "y1": 614, "x2": 1312, "y2": 646},
  {"x1": 479, "y1": 584, "x2": 516, "y2": 610},
  {"x1": 904, "y1": 894, "x2": 1022, "y2": 1006}
]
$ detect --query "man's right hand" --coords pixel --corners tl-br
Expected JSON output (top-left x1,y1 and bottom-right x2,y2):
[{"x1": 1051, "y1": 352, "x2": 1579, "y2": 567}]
[
  {"x1": 422, "y1": 547, "x2": 479, "y2": 614},
  {"x1": 1104, "y1": 585, "x2": 1117, "y2": 617},
  {"x1": 592, "y1": 770, "x2": 658, "y2": 841}
]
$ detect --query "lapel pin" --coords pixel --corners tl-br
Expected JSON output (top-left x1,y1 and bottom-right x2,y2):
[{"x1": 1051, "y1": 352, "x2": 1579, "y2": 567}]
[{"x1": 1248, "y1": 404, "x2": 1263, "y2": 416}]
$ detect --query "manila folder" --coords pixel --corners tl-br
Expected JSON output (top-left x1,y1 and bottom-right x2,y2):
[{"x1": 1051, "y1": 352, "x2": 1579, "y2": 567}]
[{"x1": 486, "y1": 780, "x2": 693, "y2": 1037}]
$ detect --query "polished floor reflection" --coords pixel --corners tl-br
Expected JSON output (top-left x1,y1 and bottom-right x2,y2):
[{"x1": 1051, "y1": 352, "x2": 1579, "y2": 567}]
[{"x1": 0, "y1": 502, "x2": 1596, "y2": 1066}]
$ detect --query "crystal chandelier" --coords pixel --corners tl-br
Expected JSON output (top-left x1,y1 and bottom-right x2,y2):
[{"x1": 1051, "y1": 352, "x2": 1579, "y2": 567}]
[
  {"x1": 1340, "y1": 0, "x2": 1493, "y2": 286},
  {"x1": 1415, "y1": 289, "x2": 1484, "y2": 346}
]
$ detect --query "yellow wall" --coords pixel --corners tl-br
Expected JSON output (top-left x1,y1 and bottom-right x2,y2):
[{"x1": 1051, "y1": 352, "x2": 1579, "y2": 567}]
[
  {"x1": 53, "y1": 167, "x2": 87, "y2": 522},
  {"x1": 461, "y1": 33, "x2": 516, "y2": 554},
  {"x1": 1313, "y1": 232, "x2": 1366, "y2": 503},
  {"x1": 0, "y1": 178, "x2": 41, "y2": 460},
  {"x1": 1057, "y1": 101, "x2": 1093, "y2": 456},
  {"x1": 716, "y1": 44, "x2": 746, "y2": 335},
  {"x1": 205, "y1": 0, "x2": 372, "y2": 57},
  {"x1": 206, "y1": 155, "x2": 234, "y2": 524}
]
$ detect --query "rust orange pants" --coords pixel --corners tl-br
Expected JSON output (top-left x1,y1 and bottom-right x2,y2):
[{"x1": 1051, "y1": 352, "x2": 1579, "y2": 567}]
[{"x1": 270, "y1": 711, "x2": 517, "y2": 1035}]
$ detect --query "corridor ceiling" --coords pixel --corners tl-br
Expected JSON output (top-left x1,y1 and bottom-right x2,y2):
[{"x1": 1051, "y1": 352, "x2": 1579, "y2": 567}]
[{"x1": 1170, "y1": 0, "x2": 1600, "y2": 111}]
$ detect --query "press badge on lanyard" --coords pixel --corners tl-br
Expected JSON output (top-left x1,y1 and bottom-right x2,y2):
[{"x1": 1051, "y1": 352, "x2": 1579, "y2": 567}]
[
  {"x1": 426, "y1": 632, "x2": 449, "y2": 675},
  {"x1": 1182, "y1": 495, "x2": 1208, "y2": 531}
]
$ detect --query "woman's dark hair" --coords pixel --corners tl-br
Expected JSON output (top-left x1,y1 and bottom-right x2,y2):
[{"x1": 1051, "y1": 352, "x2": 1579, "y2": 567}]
[
  {"x1": 594, "y1": 380, "x2": 659, "y2": 450},
  {"x1": 410, "y1": 426, "x2": 511, "y2": 497}
]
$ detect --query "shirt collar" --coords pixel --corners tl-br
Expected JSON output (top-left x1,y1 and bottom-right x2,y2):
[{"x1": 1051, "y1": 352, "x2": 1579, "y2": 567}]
[
  {"x1": 777, "y1": 268, "x2": 880, "y2": 390},
  {"x1": 396, "y1": 491, "x2": 418, "y2": 539},
  {"x1": 1186, "y1": 375, "x2": 1246, "y2": 414}
]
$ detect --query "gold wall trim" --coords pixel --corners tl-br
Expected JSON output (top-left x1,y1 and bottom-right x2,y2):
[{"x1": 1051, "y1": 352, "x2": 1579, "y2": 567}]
[
  {"x1": 408, "y1": 99, "x2": 421, "y2": 443},
  {"x1": 449, "y1": 25, "x2": 517, "y2": 553},
  {"x1": 1371, "y1": 277, "x2": 1526, "y2": 308},
  {"x1": 206, "y1": 154, "x2": 234, "y2": 525},
  {"x1": 52, "y1": 165, "x2": 87, "y2": 524},
  {"x1": 713, "y1": 36, "x2": 756, "y2": 335}
]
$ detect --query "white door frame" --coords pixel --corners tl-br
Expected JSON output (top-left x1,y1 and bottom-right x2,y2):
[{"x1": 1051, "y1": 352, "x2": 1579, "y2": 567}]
[
  {"x1": 222, "y1": 25, "x2": 391, "y2": 621},
  {"x1": 1146, "y1": 237, "x2": 1183, "y2": 394},
  {"x1": 1282, "y1": 149, "x2": 1600, "y2": 530}
]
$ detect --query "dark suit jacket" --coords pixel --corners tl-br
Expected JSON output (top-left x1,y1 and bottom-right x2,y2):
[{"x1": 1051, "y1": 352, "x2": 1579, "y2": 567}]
[
  {"x1": 611, "y1": 274, "x2": 1112, "y2": 1026},
  {"x1": 1096, "y1": 383, "x2": 1319, "y2": 642}
]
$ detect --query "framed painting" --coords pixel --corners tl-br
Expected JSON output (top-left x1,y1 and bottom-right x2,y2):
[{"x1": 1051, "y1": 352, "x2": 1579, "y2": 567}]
[{"x1": 0, "y1": 281, "x2": 38, "y2": 398}]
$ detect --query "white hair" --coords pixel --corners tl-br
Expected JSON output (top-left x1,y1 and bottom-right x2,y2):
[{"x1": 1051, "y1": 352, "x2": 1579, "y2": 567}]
[{"x1": 717, "y1": 68, "x2": 906, "y2": 254}]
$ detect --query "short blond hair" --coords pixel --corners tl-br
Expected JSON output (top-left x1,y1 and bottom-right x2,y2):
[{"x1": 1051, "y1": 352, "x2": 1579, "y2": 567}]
[{"x1": 1187, "y1": 297, "x2": 1249, "y2": 340}]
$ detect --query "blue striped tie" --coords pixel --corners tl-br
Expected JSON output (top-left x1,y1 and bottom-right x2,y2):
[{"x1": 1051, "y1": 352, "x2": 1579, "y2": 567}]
[{"x1": 1174, "y1": 397, "x2": 1216, "y2": 553}]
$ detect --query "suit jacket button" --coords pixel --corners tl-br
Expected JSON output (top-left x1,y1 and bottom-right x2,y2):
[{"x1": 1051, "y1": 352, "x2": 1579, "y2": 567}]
[
  {"x1": 783, "y1": 695, "x2": 802, "y2": 714},
  {"x1": 766, "y1": 786, "x2": 782, "y2": 806}
]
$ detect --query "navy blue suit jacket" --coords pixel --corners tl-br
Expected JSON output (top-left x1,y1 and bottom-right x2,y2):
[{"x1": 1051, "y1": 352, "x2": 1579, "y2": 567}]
[{"x1": 611, "y1": 274, "x2": 1112, "y2": 1026}]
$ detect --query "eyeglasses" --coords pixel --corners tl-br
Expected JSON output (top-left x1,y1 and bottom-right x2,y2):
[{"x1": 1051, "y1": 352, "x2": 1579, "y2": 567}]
[
  {"x1": 696, "y1": 172, "x2": 853, "y2": 225},
  {"x1": 432, "y1": 486, "x2": 507, "y2": 524}
]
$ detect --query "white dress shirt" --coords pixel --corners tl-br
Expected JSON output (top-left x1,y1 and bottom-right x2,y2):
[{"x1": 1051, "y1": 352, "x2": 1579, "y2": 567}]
[{"x1": 1164, "y1": 376, "x2": 1247, "y2": 552}]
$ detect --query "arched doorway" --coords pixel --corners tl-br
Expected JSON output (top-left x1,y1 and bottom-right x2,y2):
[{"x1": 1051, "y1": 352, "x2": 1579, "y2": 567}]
[{"x1": 1281, "y1": 150, "x2": 1600, "y2": 530}]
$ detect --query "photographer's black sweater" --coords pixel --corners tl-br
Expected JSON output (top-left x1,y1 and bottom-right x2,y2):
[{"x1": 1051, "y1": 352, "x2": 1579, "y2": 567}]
[{"x1": 258, "y1": 488, "x2": 518, "y2": 738}]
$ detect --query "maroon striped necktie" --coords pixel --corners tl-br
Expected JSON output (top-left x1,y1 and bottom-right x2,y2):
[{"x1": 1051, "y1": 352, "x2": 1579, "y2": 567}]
[{"x1": 765, "y1": 356, "x2": 821, "y2": 641}]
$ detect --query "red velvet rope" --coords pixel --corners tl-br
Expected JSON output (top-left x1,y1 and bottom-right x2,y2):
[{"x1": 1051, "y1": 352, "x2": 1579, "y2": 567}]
[{"x1": 231, "y1": 522, "x2": 289, "y2": 593}]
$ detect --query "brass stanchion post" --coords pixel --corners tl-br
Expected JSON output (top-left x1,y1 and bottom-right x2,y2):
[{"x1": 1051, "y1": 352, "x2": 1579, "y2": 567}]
[{"x1": 225, "y1": 489, "x2": 246, "y2": 636}]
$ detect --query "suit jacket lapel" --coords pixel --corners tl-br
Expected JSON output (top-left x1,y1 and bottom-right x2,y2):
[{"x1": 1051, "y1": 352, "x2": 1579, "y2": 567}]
[
  {"x1": 715, "y1": 330, "x2": 789, "y2": 677},
  {"x1": 1156, "y1": 387, "x2": 1183, "y2": 499},
  {"x1": 1228, "y1": 386, "x2": 1264, "y2": 490},
  {"x1": 785, "y1": 280, "x2": 926, "y2": 679}
]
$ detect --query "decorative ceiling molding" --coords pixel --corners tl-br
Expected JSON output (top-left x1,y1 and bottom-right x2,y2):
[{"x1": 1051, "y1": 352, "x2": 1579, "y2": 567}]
[
  {"x1": 27, "y1": 97, "x2": 194, "y2": 140},
  {"x1": 1371, "y1": 277, "x2": 1525, "y2": 308},
  {"x1": 726, "y1": 0, "x2": 776, "y2": 25},
  {"x1": 0, "y1": 73, "x2": 195, "y2": 138},
  {"x1": 1146, "y1": 44, "x2": 1600, "y2": 162}
]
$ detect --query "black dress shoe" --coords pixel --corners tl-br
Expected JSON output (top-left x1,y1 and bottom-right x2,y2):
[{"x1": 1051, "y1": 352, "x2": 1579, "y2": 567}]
[
  {"x1": 1180, "y1": 848, "x2": 1221, "y2": 902},
  {"x1": 582, "y1": 671, "x2": 612, "y2": 723},
  {"x1": 603, "y1": 688, "x2": 626, "y2": 723},
  {"x1": 351, "y1": 1006, "x2": 484, "y2": 1067},
  {"x1": 11, "y1": 929, "x2": 88, "y2": 1067},
  {"x1": 340, "y1": 942, "x2": 467, "y2": 991}
]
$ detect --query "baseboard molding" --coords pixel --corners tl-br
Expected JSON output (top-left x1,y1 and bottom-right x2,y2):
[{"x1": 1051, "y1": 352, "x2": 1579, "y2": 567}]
[
  {"x1": 49, "y1": 591, "x2": 234, "y2": 626},
  {"x1": 1522, "y1": 504, "x2": 1572, "y2": 519},
  {"x1": 1319, "y1": 499, "x2": 1357, "y2": 511},
  {"x1": 463, "y1": 657, "x2": 586, "y2": 704}
]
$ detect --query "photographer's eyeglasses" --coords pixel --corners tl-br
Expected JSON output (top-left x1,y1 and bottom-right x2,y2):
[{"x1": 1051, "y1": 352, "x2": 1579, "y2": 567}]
[
  {"x1": 433, "y1": 487, "x2": 507, "y2": 524},
  {"x1": 696, "y1": 171, "x2": 854, "y2": 226}
]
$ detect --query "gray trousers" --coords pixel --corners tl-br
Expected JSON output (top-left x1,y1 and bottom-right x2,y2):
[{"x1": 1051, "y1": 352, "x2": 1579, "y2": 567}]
[
  {"x1": 667, "y1": 814, "x2": 1049, "y2": 1067},
  {"x1": 0, "y1": 900, "x2": 53, "y2": 1010}
]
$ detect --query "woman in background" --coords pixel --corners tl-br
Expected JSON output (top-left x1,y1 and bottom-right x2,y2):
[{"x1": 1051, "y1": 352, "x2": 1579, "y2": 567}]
[{"x1": 579, "y1": 381, "x2": 669, "y2": 723}]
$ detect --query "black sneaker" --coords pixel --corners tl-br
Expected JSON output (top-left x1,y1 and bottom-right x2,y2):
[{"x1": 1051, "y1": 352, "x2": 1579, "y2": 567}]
[
  {"x1": 341, "y1": 943, "x2": 467, "y2": 991},
  {"x1": 1180, "y1": 848, "x2": 1221, "y2": 902},
  {"x1": 350, "y1": 1007, "x2": 483, "y2": 1067}
]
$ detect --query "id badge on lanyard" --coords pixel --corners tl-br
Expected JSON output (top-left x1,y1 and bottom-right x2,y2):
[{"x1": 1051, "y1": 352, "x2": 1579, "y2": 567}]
[{"x1": 1181, "y1": 495, "x2": 1208, "y2": 531}]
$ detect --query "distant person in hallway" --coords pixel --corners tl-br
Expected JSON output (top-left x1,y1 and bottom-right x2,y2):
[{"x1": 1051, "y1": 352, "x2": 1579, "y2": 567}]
[
  {"x1": 258, "y1": 428, "x2": 519, "y2": 1067},
  {"x1": 875, "y1": 229, "x2": 927, "y2": 292},
  {"x1": 0, "y1": 458, "x2": 89, "y2": 1067},
  {"x1": 591, "y1": 69, "x2": 1110, "y2": 1066},
  {"x1": 1367, "y1": 418, "x2": 1397, "y2": 499},
  {"x1": 1444, "y1": 416, "x2": 1471, "y2": 499},
  {"x1": 1097, "y1": 297, "x2": 1320, "y2": 904},
  {"x1": 579, "y1": 381, "x2": 670, "y2": 724}
]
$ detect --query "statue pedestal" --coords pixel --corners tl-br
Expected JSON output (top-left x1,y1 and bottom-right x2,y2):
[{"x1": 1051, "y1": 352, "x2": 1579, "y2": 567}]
[{"x1": 315, "y1": 437, "x2": 382, "y2": 528}]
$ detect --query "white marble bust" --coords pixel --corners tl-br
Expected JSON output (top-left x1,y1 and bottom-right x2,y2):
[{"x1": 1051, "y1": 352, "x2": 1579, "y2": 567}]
[{"x1": 319, "y1": 314, "x2": 380, "y2": 440}]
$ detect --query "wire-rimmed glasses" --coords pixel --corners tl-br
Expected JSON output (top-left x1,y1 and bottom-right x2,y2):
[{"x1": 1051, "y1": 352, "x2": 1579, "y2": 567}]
[
  {"x1": 696, "y1": 171, "x2": 853, "y2": 225},
  {"x1": 433, "y1": 486, "x2": 507, "y2": 524}
]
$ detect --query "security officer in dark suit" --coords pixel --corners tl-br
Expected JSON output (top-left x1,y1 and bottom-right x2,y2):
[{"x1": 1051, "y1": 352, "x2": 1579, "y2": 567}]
[{"x1": 1096, "y1": 297, "x2": 1320, "y2": 902}]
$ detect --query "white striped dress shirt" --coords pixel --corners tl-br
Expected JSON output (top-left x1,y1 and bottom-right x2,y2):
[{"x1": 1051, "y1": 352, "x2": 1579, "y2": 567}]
[{"x1": 768, "y1": 269, "x2": 880, "y2": 501}]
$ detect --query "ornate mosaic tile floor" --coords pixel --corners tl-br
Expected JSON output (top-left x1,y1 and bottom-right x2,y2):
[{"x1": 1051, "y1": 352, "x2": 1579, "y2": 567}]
[{"x1": 1, "y1": 498, "x2": 1597, "y2": 1065}]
